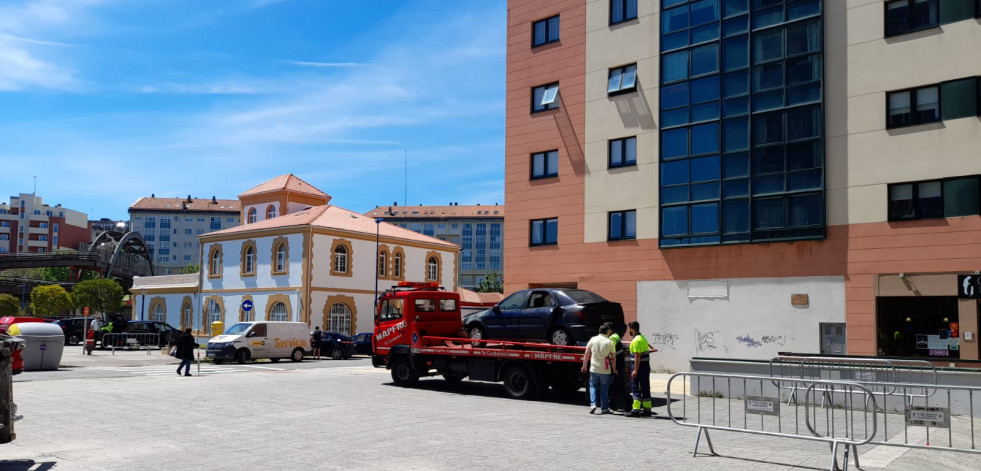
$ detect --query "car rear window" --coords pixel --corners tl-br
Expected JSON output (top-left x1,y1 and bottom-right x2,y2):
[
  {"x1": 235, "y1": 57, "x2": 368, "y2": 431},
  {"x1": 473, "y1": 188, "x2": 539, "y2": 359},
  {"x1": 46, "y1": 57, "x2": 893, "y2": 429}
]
[
  {"x1": 439, "y1": 299, "x2": 457, "y2": 311},
  {"x1": 560, "y1": 290, "x2": 608, "y2": 304},
  {"x1": 415, "y1": 299, "x2": 436, "y2": 312}
]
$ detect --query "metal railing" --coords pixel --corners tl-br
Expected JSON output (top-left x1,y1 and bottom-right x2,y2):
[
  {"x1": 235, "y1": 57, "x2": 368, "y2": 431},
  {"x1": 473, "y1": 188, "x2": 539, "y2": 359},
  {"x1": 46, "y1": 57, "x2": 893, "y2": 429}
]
[
  {"x1": 100, "y1": 333, "x2": 162, "y2": 355},
  {"x1": 667, "y1": 372, "x2": 877, "y2": 471},
  {"x1": 770, "y1": 355, "x2": 937, "y2": 405}
]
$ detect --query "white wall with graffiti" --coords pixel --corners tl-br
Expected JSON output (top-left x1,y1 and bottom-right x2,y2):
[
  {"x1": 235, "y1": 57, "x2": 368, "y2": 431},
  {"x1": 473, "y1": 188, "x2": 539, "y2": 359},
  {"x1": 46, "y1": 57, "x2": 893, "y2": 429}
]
[{"x1": 636, "y1": 276, "x2": 846, "y2": 372}]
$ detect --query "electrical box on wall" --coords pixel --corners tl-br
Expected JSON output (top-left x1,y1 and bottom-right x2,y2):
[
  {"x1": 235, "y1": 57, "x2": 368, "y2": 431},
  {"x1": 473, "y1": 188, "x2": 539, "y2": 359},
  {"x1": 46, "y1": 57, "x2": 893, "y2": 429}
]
[{"x1": 965, "y1": 332, "x2": 975, "y2": 341}]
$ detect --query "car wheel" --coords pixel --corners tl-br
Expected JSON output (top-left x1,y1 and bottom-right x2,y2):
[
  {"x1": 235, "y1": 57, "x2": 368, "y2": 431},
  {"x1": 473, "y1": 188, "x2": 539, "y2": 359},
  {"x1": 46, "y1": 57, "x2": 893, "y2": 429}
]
[
  {"x1": 549, "y1": 327, "x2": 573, "y2": 346},
  {"x1": 330, "y1": 347, "x2": 344, "y2": 360},
  {"x1": 214, "y1": 359, "x2": 224, "y2": 365},
  {"x1": 468, "y1": 325, "x2": 487, "y2": 347},
  {"x1": 235, "y1": 348, "x2": 250, "y2": 364},
  {"x1": 66, "y1": 334, "x2": 81, "y2": 346},
  {"x1": 270, "y1": 358, "x2": 281, "y2": 363},
  {"x1": 391, "y1": 357, "x2": 418, "y2": 387},
  {"x1": 502, "y1": 364, "x2": 537, "y2": 400},
  {"x1": 442, "y1": 373, "x2": 465, "y2": 383},
  {"x1": 290, "y1": 348, "x2": 304, "y2": 362}
]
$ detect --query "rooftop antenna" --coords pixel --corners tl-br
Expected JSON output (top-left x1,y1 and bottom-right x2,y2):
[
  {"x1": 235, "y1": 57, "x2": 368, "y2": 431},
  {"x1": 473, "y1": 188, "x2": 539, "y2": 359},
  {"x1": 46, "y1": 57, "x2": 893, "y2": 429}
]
[{"x1": 404, "y1": 149, "x2": 408, "y2": 206}]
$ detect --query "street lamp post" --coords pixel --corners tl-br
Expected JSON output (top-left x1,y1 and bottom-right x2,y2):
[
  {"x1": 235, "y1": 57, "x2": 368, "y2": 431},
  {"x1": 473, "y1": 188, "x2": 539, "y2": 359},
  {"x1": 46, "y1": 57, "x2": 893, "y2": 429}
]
[
  {"x1": 140, "y1": 289, "x2": 147, "y2": 321},
  {"x1": 374, "y1": 218, "x2": 385, "y2": 313}
]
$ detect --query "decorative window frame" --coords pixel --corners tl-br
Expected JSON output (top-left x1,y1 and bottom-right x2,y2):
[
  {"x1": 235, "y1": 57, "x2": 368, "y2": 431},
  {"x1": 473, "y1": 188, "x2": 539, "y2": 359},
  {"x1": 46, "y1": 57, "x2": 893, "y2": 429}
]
[
  {"x1": 323, "y1": 295, "x2": 357, "y2": 335},
  {"x1": 247, "y1": 207, "x2": 257, "y2": 224},
  {"x1": 147, "y1": 297, "x2": 166, "y2": 322},
  {"x1": 330, "y1": 238, "x2": 353, "y2": 277},
  {"x1": 271, "y1": 236, "x2": 290, "y2": 276},
  {"x1": 265, "y1": 294, "x2": 292, "y2": 321},
  {"x1": 425, "y1": 251, "x2": 443, "y2": 285},
  {"x1": 180, "y1": 296, "x2": 193, "y2": 330},
  {"x1": 207, "y1": 244, "x2": 223, "y2": 279},
  {"x1": 240, "y1": 240, "x2": 257, "y2": 277},
  {"x1": 203, "y1": 296, "x2": 225, "y2": 336},
  {"x1": 391, "y1": 246, "x2": 406, "y2": 281},
  {"x1": 378, "y1": 244, "x2": 391, "y2": 280},
  {"x1": 266, "y1": 204, "x2": 278, "y2": 219}
]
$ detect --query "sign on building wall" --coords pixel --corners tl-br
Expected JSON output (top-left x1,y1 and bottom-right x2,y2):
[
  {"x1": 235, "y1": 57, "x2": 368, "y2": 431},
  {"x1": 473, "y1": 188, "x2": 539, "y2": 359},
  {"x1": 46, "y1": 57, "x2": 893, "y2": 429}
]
[{"x1": 957, "y1": 275, "x2": 981, "y2": 299}]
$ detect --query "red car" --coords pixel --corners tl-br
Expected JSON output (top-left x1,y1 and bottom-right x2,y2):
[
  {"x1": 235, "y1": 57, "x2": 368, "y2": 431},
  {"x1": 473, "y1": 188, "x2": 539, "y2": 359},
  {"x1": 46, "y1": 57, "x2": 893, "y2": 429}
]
[{"x1": 0, "y1": 316, "x2": 47, "y2": 335}]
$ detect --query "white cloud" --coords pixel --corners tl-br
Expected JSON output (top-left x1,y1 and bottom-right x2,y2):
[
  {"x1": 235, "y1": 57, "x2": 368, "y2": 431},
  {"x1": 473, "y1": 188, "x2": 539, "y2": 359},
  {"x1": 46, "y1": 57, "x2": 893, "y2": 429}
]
[{"x1": 284, "y1": 60, "x2": 360, "y2": 68}]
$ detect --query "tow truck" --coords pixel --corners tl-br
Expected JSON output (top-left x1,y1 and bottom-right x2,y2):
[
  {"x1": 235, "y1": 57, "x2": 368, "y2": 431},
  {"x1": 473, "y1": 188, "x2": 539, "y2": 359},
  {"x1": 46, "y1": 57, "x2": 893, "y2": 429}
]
[{"x1": 372, "y1": 282, "x2": 587, "y2": 399}]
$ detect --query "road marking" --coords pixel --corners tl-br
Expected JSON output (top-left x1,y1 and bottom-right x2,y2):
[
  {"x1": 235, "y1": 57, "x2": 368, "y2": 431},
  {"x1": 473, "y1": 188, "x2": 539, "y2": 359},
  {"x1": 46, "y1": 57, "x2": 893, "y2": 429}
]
[{"x1": 93, "y1": 365, "x2": 285, "y2": 376}]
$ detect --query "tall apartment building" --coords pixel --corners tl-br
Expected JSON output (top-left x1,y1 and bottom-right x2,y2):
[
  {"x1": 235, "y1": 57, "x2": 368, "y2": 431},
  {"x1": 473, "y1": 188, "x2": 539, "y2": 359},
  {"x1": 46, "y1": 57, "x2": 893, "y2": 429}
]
[
  {"x1": 0, "y1": 193, "x2": 89, "y2": 254},
  {"x1": 364, "y1": 204, "x2": 504, "y2": 289},
  {"x1": 128, "y1": 196, "x2": 241, "y2": 275},
  {"x1": 89, "y1": 218, "x2": 131, "y2": 242},
  {"x1": 505, "y1": 0, "x2": 981, "y2": 370}
]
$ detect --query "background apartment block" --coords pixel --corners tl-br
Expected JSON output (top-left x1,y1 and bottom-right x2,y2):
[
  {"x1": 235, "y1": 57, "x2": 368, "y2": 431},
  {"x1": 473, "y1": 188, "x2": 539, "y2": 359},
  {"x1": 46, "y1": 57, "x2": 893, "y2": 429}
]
[
  {"x1": 365, "y1": 204, "x2": 504, "y2": 289},
  {"x1": 505, "y1": 0, "x2": 981, "y2": 370},
  {"x1": 128, "y1": 196, "x2": 241, "y2": 275},
  {"x1": 0, "y1": 193, "x2": 89, "y2": 254}
]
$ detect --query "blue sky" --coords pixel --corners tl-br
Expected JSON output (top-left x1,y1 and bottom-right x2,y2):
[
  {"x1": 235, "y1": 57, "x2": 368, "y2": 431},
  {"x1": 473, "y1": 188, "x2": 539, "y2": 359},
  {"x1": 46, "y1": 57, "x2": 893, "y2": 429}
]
[{"x1": 0, "y1": 0, "x2": 506, "y2": 220}]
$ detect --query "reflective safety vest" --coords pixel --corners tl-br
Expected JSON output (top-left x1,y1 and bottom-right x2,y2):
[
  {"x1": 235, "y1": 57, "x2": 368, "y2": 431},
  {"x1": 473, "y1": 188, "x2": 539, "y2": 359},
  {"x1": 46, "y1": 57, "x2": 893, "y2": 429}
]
[
  {"x1": 630, "y1": 333, "x2": 650, "y2": 362},
  {"x1": 101, "y1": 322, "x2": 113, "y2": 333},
  {"x1": 610, "y1": 332, "x2": 624, "y2": 355}
]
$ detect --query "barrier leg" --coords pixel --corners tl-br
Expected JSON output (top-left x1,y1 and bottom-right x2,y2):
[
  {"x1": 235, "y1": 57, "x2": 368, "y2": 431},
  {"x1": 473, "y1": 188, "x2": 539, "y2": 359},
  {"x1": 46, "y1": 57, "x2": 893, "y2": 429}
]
[
  {"x1": 829, "y1": 441, "x2": 839, "y2": 471},
  {"x1": 850, "y1": 444, "x2": 859, "y2": 470},
  {"x1": 693, "y1": 426, "x2": 717, "y2": 457}
]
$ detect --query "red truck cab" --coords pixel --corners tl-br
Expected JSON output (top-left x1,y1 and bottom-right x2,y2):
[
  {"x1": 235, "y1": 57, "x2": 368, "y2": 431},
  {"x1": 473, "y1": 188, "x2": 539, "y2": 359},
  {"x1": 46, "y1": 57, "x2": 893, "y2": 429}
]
[{"x1": 372, "y1": 282, "x2": 461, "y2": 366}]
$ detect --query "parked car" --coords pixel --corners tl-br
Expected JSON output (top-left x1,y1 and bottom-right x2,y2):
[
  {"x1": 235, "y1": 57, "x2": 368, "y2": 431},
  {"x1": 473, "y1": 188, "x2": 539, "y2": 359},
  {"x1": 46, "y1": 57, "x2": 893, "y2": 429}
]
[
  {"x1": 463, "y1": 289, "x2": 625, "y2": 346},
  {"x1": 121, "y1": 321, "x2": 181, "y2": 347},
  {"x1": 50, "y1": 317, "x2": 91, "y2": 345},
  {"x1": 352, "y1": 332, "x2": 373, "y2": 355},
  {"x1": 0, "y1": 317, "x2": 47, "y2": 335},
  {"x1": 319, "y1": 332, "x2": 355, "y2": 360}
]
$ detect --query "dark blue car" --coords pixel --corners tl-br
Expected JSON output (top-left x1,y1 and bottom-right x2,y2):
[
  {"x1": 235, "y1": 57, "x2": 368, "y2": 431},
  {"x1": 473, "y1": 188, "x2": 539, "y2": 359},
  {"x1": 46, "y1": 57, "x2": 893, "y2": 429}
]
[
  {"x1": 319, "y1": 332, "x2": 355, "y2": 360},
  {"x1": 352, "y1": 332, "x2": 373, "y2": 355},
  {"x1": 462, "y1": 289, "x2": 625, "y2": 346}
]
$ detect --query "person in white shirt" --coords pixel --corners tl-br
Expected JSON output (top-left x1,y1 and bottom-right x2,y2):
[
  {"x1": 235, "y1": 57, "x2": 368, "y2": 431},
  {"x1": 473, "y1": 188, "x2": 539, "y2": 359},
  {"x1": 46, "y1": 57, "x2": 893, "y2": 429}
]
[{"x1": 581, "y1": 325, "x2": 617, "y2": 414}]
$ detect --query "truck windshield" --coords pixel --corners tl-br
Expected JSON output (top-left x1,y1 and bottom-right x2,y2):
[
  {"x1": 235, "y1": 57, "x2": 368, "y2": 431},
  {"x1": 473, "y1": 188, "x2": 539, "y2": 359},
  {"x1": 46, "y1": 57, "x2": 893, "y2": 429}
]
[{"x1": 223, "y1": 323, "x2": 252, "y2": 335}]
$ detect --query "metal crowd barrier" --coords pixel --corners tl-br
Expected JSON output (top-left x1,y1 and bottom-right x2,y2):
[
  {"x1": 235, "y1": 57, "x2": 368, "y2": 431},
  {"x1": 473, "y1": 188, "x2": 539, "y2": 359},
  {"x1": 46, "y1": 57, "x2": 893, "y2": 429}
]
[
  {"x1": 769, "y1": 355, "x2": 937, "y2": 405},
  {"x1": 667, "y1": 372, "x2": 877, "y2": 471},
  {"x1": 100, "y1": 333, "x2": 162, "y2": 355}
]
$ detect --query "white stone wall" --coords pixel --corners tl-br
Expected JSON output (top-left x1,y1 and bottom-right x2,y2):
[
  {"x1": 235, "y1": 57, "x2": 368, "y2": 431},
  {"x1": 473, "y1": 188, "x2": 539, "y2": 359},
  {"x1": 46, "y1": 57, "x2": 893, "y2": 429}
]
[
  {"x1": 201, "y1": 232, "x2": 305, "y2": 292},
  {"x1": 637, "y1": 276, "x2": 846, "y2": 372}
]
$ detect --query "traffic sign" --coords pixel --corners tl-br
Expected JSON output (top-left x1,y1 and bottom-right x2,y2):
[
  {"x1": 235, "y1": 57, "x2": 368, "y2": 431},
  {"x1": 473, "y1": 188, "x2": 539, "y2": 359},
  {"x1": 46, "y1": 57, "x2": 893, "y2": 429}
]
[
  {"x1": 242, "y1": 299, "x2": 254, "y2": 312},
  {"x1": 957, "y1": 275, "x2": 981, "y2": 299},
  {"x1": 83, "y1": 307, "x2": 90, "y2": 317}
]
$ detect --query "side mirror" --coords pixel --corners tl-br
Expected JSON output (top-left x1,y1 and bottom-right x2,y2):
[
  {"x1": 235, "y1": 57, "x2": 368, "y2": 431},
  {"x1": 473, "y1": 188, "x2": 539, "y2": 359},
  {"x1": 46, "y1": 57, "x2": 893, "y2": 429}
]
[
  {"x1": 492, "y1": 306, "x2": 501, "y2": 314},
  {"x1": 415, "y1": 316, "x2": 422, "y2": 322}
]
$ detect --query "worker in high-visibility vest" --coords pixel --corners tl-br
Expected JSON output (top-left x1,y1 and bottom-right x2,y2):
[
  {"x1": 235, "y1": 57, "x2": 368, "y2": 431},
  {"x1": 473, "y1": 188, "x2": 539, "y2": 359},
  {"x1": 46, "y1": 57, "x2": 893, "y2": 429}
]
[
  {"x1": 625, "y1": 321, "x2": 654, "y2": 417},
  {"x1": 605, "y1": 322, "x2": 631, "y2": 412}
]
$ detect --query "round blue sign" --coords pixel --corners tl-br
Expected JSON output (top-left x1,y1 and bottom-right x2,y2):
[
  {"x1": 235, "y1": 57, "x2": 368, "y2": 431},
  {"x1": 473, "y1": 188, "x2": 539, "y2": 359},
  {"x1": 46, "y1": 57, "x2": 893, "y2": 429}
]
[
  {"x1": 40, "y1": 344, "x2": 47, "y2": 351},
  {"x1": 242, "y1": 300, "x2": 253, "y2": 312}
]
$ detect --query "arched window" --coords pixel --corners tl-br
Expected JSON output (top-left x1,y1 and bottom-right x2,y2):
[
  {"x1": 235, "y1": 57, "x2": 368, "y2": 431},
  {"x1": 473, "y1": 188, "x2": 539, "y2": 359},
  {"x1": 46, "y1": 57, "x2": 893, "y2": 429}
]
[
  {"x1": 181, "y1": 302, "x2": 192, "y2": 330},
  {"x1": 270, "y1": 302, "x2": 288, "y2": 322},
  {"x1": 244, "y1": 246, "x2": 255, "y2": 274},
  {"x1": 378, "y1": 251, "x2": 387, "y2": 277},
  {"x1": 394, "y1": 252, "x2": 403, "y2": 278},
  {"x1": 276, "y1": 243, "x2": 287, "y2": 272},
  {"x1": 207, "y1": 299, "x2": 222, "y2": 334},
  {"x1": 327, "y1": 303, "x2": 352, "y2": 335},
  {"x1": 152, "y1": 304, "x2": 164, "y2": 322},
  {"x1": 266, "y1": 204, "x2": 277, "y2": 219},
  {"x1": 427, "y1": 256, "x2": 438, "y2": 282},
  {"x1": 334, "y1": 245, "x2": 348, "y2": 274},
  {"x1": 247, "y1": 207, "x2": 257, "y2": 224},
  {"x1": 210, "y1": 249, "x2": 222, "y2": 277}
]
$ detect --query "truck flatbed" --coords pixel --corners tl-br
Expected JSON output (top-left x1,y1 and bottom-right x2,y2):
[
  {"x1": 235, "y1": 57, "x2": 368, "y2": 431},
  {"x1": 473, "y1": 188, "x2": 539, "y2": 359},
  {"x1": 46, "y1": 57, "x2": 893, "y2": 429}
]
[{"x1": 412, "y1": 336, "x2": 586, "y2": 363}]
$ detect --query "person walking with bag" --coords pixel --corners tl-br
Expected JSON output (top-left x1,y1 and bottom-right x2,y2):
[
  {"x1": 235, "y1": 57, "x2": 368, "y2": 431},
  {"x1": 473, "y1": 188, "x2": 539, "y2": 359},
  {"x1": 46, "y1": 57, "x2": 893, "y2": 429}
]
[
  {"x1": 581, "y1": 325, "x2": 617, "y2": 414},
  {"x1": 175, "y1": 328, "x2": 198, "y2": 377}
]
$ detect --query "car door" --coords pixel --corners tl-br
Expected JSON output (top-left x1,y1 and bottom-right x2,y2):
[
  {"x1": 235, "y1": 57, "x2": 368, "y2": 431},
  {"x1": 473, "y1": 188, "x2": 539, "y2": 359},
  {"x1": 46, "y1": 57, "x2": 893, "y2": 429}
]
[
  {"x1": 245, "y1": 323, "x2": 268, "y2": 358},
  {"x1": 487, "y1": 291, "x2": 529, "y2": 339},
  {"x1": 520, "y1": 290, "x2": 555, "y2": 341}
]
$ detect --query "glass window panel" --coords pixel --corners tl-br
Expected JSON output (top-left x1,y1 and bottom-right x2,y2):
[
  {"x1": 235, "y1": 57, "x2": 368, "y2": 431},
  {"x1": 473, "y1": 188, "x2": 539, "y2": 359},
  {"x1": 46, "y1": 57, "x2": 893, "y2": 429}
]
[
  {"x1": 691, "y1": 0, "x2": 720, "y2": 25},
  {"x1": 663, "y1": 51, "x2": 690, "y2": 83},
  {"x1": 941, "y1": 78, "x2": 979, "y2": 120},
  {"x1": 534, "y1": 21, "x2": 547, "y2": 45},
  {"x1": 787, "y1": 83, "x2": 821, "y2": 106},
  {"x1": 691, "y1": 155, "x2": 721, "y2": 182},
  {"x1": 723, "y1": 15, "x2": 749, "y2": 35},
  {"x1": 625, "y1": 210, "x2": 637, "y2": 237},
  {"x1": 885, "y1": 1, "x2": 908, "y2": 36},
  {"x1": 944, "y1": 177, "x2": 981, "y2": 217},
  {"x1": 890, "y1": 183, "x2": 913, "y2": 201},
  {"x1": 787, "y1": 0, "x2": 821, "y2": 20},
  {"x1": 786, "y1": 54, "x2": 821, "y2": 85},
  {"x1": 723, "y1": 152, "x2": 750, "y2": 178},
  {"x1": 547, "y1": 150, "x2": 559, "y2": 173},
  {"x1": 916, "y1": 86, "x2": 939, "y2": 123},
  {"x1": 889, "y1": 184, "x2": 915, "y2": 220},
  {"x1": 787, "y1": 105, "x2": 820, "y2": 140},
  {"x1": 910, "y1": 0, "x2": 938, "y2": 30},
  {"x1": 662, "y1": 159, "x2": 690, "y2": 186},
  {"x1": 692, "y1": 182, "x2": 721, "y2": 201},
  {"x1": 724, "y1": 96, "x2": 749, "y2": 116},
  {"x1": 753, "y1": 89, "x2": 784, "y2": 111},
  {"x1": 662, "y1": 5, "x2": 690, "y2": 34},
  {"x1": 754, "y1": 174, "x2": 785, "y2": 195},
  {"x1": 723, "y1": 117, "x2": 749, "y2": 151},
  {"x1": 723, "y1": 198, "x2": 750, "y2": 233},
  {"x1": 532, "y1": 86, "x2": 545, "y2": 108},
  {"x1": 691, "y1": 203, "x2": 720, "y2": 234},
  {"x1": 661, "y1": 185, "x2": 691, "y2": 204},
  {"x1": 724, "y1": 70, "x2": 749, "y2": 97},
  {"x1": 610, "y1": 141, "x2": 623, "y2": 166},
  {"x1": 753, "y1": 28, "x2": 783, "y2": 63},
  {"x1": 691, "y1": 123, "x2": 720, "y2": 155},
  {"x1": 662, "y1": 128, "x2": 689, "y2": 158},
  {"x1": 662, "y1": 30, "x2": 690, "y2": 51},
  {"x1": 753, "y1": 0, "x2": 782, "y2": 8},
  {"x1": 691, "y1": 44, "x2": 719, "y2": 76},
  {"x1": 609, "y1": 212, "x2": 622, "y2": 239},
  {"x1": 664, "y1": 0, "x2": 687, "y2": 7},
  {"x1": 888, "y1": 90, "x2": 911, "y2": 127},
  {"x1": 691, "y1": 75, "x2": 721, "y2": 103},
  {"x1": 787, "y1": 141, "x2": 821, "y2": 170},
  {"x1": 786, "y1": 20, "x2": 821, "y2": 56},
  {"x1": 662, "y1": 108, "x2": 690, "y2": 127},
  {"x1": 621, "y1": 64, "x2": 637, "y2": 89},
  {"x1": 723, "y1": 0, "x2": 749, "y2": 17},
  {"x1": 531, "y1": 220, "x2": 543, "y2": 244},
  {"x1": 724, "y1": 178, "x2": 750, "y2": 198},
  {"x1": 753, "y1": 62, "x2": 783, "y2": 91},
  {"x1": 754, "y1": 198, "x2": 785, "y2": 229},
  {"x1": 545, "y1": 219, "x2": 558, "y2": 243},
  {"x1": 918, "y1": 180, "x2": 941, "y2": 198},
  {"x1": 608, "y1": 68, "x2": 623, "y2": 93},
  {"x1": 753, "y1": 146, "x2": 784, "y2": 174},
  {"x1": 788, "y1": 169, "x2": 822, "y2": 191},
  {"x1": 752, "y1": 6, "x2": 783, "y2": 30},
  {"x1": 624, "y1": 137, "x2": 637, "y2": 164},
  {"x1": 612, "y1": 0, "x2": 625, "y2": 23},
  {"x1": 533, "y1": 154, "x2": 545, "y2": 176},
  {"x1": 541, "y1": 84, "x2": 559, "y2": 105},
  {"x1": 692, "y1": 102, "x2": 720, "y2": 122},
  {"x1": 662, "y1": 206, "x2": 690, "y2": 236},
  {"x1": 753, "y1": 112, "x2": 783, "y2": 144},
  {"x1": 547, "y1": 16, "x2": 561, "y2": 42},
  {"x1": 789, "y1": 194, "x2": 823, "y2": 226},
  {"x1": 661, "y1": 82, "x2": 690, "y2": 109},
  {"x1": 692, "y1": 23, "x2": 720, "y2": 45},
  {"x1": 626, "y1": 0, "x2": 638, "y2": 18},
  {"x1": 723, "y1": 35, "x2": 749, "y2": 71}
]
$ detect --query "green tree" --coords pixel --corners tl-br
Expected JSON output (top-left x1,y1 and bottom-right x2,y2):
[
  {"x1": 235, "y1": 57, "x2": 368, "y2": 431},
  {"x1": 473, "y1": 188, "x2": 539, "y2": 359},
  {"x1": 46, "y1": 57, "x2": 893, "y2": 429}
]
[
  {"x1": 41, "y1": 267, "x2": 98, "y2": 282},
  {"x1": 0, "y1": 294, "x2": 20, "y2": 316},
  {"x1": 476, "y1": 273, "x2": 504, "y2": 293},
  {"x1": 72, "y1": 278, "x2": 125, "y2": 314},
  {"x1": 30, "y1": 285, "x2": 73, "y2": 317},
  {"x1": 180, "y1": 263, "x2": 200, "y2": 274}
]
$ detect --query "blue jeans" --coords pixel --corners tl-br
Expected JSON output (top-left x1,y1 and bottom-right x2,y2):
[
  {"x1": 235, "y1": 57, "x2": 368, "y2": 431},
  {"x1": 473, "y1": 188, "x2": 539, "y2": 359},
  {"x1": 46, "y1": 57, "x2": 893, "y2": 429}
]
[
  {"x1": 589, "y1": 372, "x2": 612, "y2": 410},
  {"x1": 178, "y1": 359, "x2": 191, "y2": 375}
]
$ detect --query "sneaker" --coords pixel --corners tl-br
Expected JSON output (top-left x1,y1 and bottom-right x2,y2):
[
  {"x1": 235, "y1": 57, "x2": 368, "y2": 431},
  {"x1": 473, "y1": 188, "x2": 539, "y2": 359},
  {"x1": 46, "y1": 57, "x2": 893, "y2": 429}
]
[
  {"x1": 600, "y1": 409, "x2": 612, "y2": 415},
  {"x1": 589, "y1": 405, "x2": 597, "y2": 414},
  {"x1": 624, "y1": 409, "x2": 641, "y2": 418},
  {"x1": 184, "y1": 373, "x2": 192, "y2": 377}
]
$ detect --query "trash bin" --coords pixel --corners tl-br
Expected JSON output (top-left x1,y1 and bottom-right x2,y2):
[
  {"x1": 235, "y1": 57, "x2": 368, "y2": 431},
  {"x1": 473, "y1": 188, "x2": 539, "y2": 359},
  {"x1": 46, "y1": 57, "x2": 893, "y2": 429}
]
[
  {"x1": 9, "y1": 323, "x2": 64, "y2": 371},
  {"x1": 211, "y1": 321, "x2": 223, "y2": 337}
]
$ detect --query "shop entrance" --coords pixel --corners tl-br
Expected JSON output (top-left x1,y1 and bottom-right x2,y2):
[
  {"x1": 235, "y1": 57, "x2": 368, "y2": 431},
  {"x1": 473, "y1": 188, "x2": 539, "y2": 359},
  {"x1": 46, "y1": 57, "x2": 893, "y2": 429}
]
[{"x1": 876, "y1": 296, "x2": 960, "y2": 359}]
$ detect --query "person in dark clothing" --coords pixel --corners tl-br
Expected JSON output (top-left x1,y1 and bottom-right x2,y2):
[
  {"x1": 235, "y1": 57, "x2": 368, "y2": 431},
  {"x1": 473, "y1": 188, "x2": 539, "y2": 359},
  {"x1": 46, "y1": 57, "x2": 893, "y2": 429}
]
[
  {"x1": 603, "y1": 322, "x2": 631, "y2": 412},
  {"x1": 311, "y1": 326, "x2": 322, "y2": 360},
  {"x1": 175, "y1": 328, "x2": 198, "y2": 377}
]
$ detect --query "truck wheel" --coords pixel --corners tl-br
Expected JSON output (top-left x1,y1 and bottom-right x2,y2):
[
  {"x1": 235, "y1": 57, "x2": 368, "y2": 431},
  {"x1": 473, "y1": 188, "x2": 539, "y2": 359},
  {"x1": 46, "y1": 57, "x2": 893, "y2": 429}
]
[
  {"x1": 468, "y1": 325, "x2": 487, "y2": 347},
  {"x1": 235, "y1": 349, "x2": 250, "y2": 364},
  {"x1": 391, "y1": 357, "x2": 418, "y2": 387},
  {"x1": 502, "y1": 364, "x2": 537, "y2": 400},
  {"x1": 330, "y1": 347, "x2": 344, "y2": 360},
  {"x1": 549, "y1": 327, "x2": 573, "y2": 346},
  {"x1": 291, "y1": 348, "x2": 304, "y2": 362},
  {"x1": 442, "y1": 373, "x2": 465, "y2": 383}
]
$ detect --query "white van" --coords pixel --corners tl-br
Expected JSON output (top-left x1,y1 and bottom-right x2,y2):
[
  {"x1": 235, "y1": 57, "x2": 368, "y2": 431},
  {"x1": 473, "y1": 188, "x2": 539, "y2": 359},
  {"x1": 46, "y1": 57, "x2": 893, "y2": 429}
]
[{"x1": 206, "y1": 321, "x2": 309, "y2": 364}]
